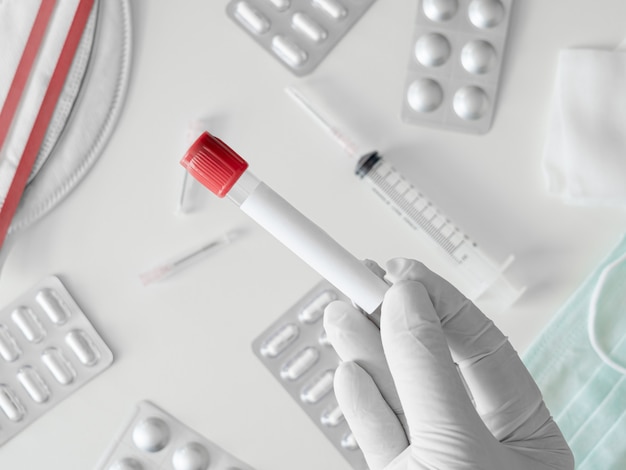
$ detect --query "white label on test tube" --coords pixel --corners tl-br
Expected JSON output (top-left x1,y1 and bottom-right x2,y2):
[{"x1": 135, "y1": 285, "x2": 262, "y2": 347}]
[{"x1": 240, "y1": 183, "x2": 388, "y2": 313}]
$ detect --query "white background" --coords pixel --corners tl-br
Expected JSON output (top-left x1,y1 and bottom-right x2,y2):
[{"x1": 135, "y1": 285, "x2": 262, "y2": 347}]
[{"x1": 1, "y1": 0, "x2": 626, "y2": 469}]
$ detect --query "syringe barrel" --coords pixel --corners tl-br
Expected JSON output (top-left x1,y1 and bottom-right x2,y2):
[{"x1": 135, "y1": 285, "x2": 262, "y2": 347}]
[{"x1": 356, "y1": 153, "x2": 524, "y2": 307}]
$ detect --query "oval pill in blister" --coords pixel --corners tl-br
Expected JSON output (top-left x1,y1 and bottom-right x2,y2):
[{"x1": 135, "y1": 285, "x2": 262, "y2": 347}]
[
  {"x1": 453, "y1": 85, "x2": 488, "y2": 120},
  {"x1": 311, "y1": 0, "x2": 347, "y2": 20},
  {"x1": 407, "y1": 78, "x2": 443, "y2": 113},
  {"x1": 292, "y1": 12, "x2": 327, "y2": 43},
  {"x1": 0, "y1": 385, "x2": 25, "y2": 422},
  {"x1": 0, "y1": 324, "x2": 21, "y2": 362},
  {"x1": 66, "y1": 330, "x2": 100, "y2": 366},
  {"x1": 299, "y1": 290, "x2": 337, "y2": 324},
  {"x1": 234, "y1": 1, "x2": 271, "y2": 34},
  {"x1": 108, "y1": 458, "x2": 144, "y2": 470},
  {"x1": 172, "y1": 442, "x2": 210, "y2": 470},
  {"x1": 266, "y1": 0, "x2": 290, "y2": 10},
  {"x1": 414, "y1": 33, "x2": 451, "y2": 67},
  {"x1": 271, "y1": 35, "x2": 308, "y2": 68},
  {"x1": 300, "y1": 370, "x2": 334, "y2": 404},
  {"x1": 17, "y1": 367, "x2": 50, "y2": 404},
  {"x1": 280, "y1": 347, "x2": 320, "y2": 380},
  {"x1": 341, "y1": 431, "x2": 359, "y2": 450},
  {"x1": 468, "y1": 0, "x2": 504, "y2": 29},
  {"x1": 36, "y1": 288, "x2": 71, "y2": 325},
  {"x1": 321, "y1": 403, "x2": 344, "y2": 427},
  {"x1": 318, "y1": 329, "x2": 331, "y2": 347},
  {"x1": 422, "y1": 0, "x2": 458, "y2": 22},
  {"x1": 12, "y1": 307, "x2": 45, "y2": 343},
  {"x1": 133, "y1": 417, "x2": 170, "y2": 452},
  {"x1": 260, "y1": 323, "x2": 298, "y2": 357},
  {"x1": 461, "y1": 39, "x2": 496, "y2": 74},
  {"x1": 41, "y1": 348, "x2": 76, "y2": 385}
]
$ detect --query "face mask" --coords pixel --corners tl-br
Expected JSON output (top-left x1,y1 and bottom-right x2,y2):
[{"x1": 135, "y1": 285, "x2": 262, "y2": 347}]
[
  {"x1": 7, "y1": 0, "x2": 132, "y2": 238},
  {"x1": 523, "y1": 234, "x2": 626, "y2": 470}
]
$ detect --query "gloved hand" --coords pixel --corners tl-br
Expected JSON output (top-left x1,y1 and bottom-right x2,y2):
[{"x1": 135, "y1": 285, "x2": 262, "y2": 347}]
[{"x1": 323, "y1": 258, "x2": 574, "y2": 470}]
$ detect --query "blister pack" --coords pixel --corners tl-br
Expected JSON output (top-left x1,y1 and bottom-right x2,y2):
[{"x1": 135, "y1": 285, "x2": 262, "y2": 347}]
[
  {"x1": 402, "y1": 0, "x2": 514, "y2": 133},
  {"x1": 252, "y1": 280, "x2": 367, "y2": 470},
  {"x1": 95, "y1": 400, "x2": 256, "y2": 470},
  {"x1": 226, "y1": 0, "x2": 377, "y2": 76},
  {"x1": 0, "y1": 275, "x2": 113, "y2": 446}
]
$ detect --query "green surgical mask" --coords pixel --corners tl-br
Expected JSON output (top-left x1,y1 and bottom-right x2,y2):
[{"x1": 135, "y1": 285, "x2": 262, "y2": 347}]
[{"x1": 523, "y1": 234, "x2": 626, "y2": 470}]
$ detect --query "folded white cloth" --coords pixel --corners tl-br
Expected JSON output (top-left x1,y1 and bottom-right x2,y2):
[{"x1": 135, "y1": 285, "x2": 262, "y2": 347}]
[{"x1": 543, "y1": 43, "x2": 626, "y2": 207}]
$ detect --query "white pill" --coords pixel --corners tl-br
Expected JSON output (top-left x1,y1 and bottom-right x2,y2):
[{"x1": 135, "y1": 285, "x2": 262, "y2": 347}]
[
  {"x1": 422, "y1": 0, "x2": 458, "y2": 22},
  {"x1": 300, "y1": 370, "x2": 334, "y2": 404},
  {"x1": 234, "y1": 1, "x2": 271, "y2": 34},
  {"x1": 271, "y1": 35, "x2": 308, "y2": 68},
  {"x1": 461, "y1": 40, "x2": 496, "y2": 74},
  {"x1": 172, "y1": 442, "x2": 210, "y2": 470},
  {"x1": 318, "y1": 329, "x2": 331, "y2": 347},
  {"x1": 292, "y1": 12, "x2": 327, "y2": 43},
  {"x1": 12, "y1": 307, "x2": 45, "y2": 343},
  {"x1": 266, "y1": 0, "x2": 290, "y2": 11},
  {"x1": 36, "y1": 288, "x2": 71, "y2": 325},
  {"x1": 0, "y1": 385, "x2": 24, "y2": 422},
  {"x1": 133, "y1": 417, "x2": 170, "y2": 452},
  {"x1": 280, "y1": 347, "x2": 319, "y2": 380},
  {"x1": 414, "y1": 33, "x2": 451, "y2": 67},
  {"x1": 0, "y1": 324, "x2": 21, "y2": 362},
  {"x1": 321, "y1": 403, "x2": 344, "y2": 426},
  {"x1": 311, "y1": 0, "x2": 347, "y2": 20},
  {"x1": 41, "y1": 348, "x2": 76, "y2": 385},
  {"x1": 108, "y1": 458, "x2": 144, "y2": 470},
  {"x1": 468, "y1": 0, "x2": 504, "y2": 28},
  {"x1": 65, "y1": 330, "x2": 100, "y2": 366},
  {"x1": 260, "y1": 323, "x2": 298, "y2": 357},
  {"x1": 453, "y1": 86, "x2": 488, "y2": 120},
  {"x1": 17, "y1": 367, "x2": 50, "y2": 403},
  {"x1": 407, "y1": 78, "x2": 443, "y2": 113},
  {"x1": 299, "y1": 290, "x2": 336, "y2": 324},
  {"x1": 341, "y1": 432, "x2": 359, "y2": 450}
]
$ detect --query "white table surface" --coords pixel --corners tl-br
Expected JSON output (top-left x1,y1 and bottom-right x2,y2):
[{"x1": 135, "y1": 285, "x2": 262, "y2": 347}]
[{"x1": 1, "y1": 1, "x2": 626, "y2": 468}]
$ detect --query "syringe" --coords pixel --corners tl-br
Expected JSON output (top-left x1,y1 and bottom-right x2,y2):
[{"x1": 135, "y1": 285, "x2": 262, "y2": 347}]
[{"x1": 285, "y1": 87, "x2": 525, "y2": 306}]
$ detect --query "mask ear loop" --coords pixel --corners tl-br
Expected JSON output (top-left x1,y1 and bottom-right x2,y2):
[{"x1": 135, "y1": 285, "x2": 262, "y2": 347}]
[{"x1": 588, "y1": 251, "x2": 626, "y2": 375}]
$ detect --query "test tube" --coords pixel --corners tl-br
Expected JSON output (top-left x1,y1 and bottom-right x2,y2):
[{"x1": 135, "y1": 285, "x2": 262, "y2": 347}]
[{"x1": 180, "y1": 132, "x2": 389, "y2": 314}]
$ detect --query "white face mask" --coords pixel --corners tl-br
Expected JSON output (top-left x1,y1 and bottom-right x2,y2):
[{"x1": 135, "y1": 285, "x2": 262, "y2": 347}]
[
  {"x1": 6, "y1": 0, "x2": 132, "y2": 238},
  {"x1": 523, "y1": 234, "x2": 626, "y2": 469}
]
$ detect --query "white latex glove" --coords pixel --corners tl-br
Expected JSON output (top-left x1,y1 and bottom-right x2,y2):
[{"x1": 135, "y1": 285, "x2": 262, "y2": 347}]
[{"x1": 324, "y1": 258, "x2": 574, "y2": 470}]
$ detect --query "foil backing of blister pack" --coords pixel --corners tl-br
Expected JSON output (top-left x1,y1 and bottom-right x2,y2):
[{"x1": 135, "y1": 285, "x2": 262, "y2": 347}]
[
  {"x1": 95, "y1": 400, "x2": 256, "y2": 470},
  {"x1": 402, "y1": 0, "x2": 514, "y2": 133},
  {"x1": 226, "y1": 0, "x2": 377, "y2": 76},
  {"x1": 0, "y1": 275, "x2": 113, "y2": 446},
  {"x1": 252, "y1": 280, "x2": 368, "y2": 470}
]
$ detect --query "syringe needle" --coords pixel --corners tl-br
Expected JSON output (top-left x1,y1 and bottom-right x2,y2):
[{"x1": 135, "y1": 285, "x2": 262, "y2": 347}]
[{"x1": 285, "y1": 86, "x2": 360, "y2": 159}]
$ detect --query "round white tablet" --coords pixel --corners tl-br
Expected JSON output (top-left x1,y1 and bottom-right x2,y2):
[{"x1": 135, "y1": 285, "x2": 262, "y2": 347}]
[
  {"x1": 461, "y1": 40, "x2": 496, "y2": 74},
  {"x1": 172, "y1": 442, "x2": 211, "y2": 470},
  {"x1": 415, "y1": 33, "x2": 451, "y2": 67},
  {"x1": 453, "y1": 86, "x2": 488, "y2": 120},
  {"x1": 423, "y1": 0, "x2": 458, "y2": 22},
  {"x1": 407, "y1": 79, "x2": 444, "y2": 113},
  {"x1": 132, "y1": 417, "x2": 170, "y2": 452},
  {"x1": 468, "y1": 0, "x2": 504, "y2": 28}
]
